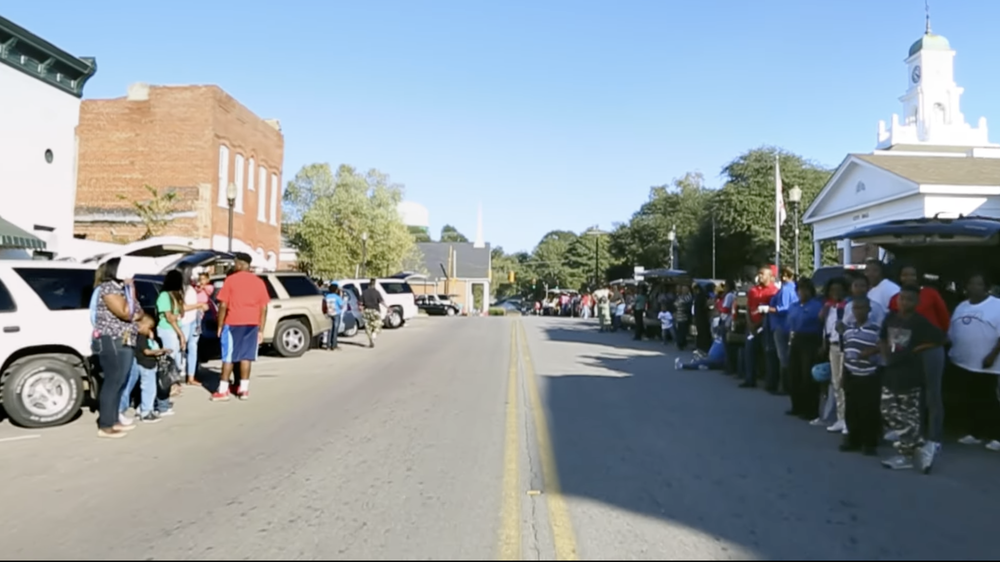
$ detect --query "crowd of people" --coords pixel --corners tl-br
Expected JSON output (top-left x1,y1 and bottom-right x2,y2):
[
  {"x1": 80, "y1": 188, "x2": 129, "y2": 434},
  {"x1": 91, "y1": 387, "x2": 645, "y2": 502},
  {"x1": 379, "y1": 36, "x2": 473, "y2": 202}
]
[
  {"x1": 583, "y1": 260, "x2": 1000, "y2": 474},
  {"x1": 90, "y1": 252, "x2": 270, "y2": 439}
]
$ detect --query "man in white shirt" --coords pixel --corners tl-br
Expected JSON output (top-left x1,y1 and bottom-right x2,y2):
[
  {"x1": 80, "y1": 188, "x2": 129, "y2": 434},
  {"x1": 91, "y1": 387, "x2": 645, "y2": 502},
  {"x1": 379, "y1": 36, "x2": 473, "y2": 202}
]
[{"x1": 864, "y1": 258, "x2": 900, "y2": 310}]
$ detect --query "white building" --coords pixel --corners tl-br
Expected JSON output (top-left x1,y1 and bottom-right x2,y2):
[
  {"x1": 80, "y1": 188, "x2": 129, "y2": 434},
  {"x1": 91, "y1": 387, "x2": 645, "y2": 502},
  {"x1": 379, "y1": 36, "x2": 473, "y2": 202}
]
[
  {"x1": 398, "y1": 200, "x2": 430, "y2": 229},
  {"x1": 804, "y1": 21, "x2": 1000, "y2": 265},
  {"x1": 0, "y1": 16, "x2": 97, "y2": 258}
]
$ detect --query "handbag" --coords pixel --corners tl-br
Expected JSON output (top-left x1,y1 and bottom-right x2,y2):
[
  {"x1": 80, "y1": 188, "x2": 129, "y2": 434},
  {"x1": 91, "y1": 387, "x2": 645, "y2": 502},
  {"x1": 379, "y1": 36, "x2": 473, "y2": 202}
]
[{"x1": 156, "y1": 355, "x2": 185, "y2": 395}]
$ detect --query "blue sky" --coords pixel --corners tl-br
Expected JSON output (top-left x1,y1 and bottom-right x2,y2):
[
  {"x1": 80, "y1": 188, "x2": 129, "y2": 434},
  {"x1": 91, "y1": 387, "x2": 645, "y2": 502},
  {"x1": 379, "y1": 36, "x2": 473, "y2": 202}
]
[{"x1": 8, "y1": 1, "x2": 1000, "y2": 252}]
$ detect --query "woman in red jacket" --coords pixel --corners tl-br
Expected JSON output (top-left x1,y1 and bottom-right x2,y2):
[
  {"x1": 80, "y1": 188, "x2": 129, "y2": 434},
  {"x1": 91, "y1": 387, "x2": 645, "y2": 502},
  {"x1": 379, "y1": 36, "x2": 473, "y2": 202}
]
[{"x1": 888, "y1": 263, "x2": 949, "y2": 451}]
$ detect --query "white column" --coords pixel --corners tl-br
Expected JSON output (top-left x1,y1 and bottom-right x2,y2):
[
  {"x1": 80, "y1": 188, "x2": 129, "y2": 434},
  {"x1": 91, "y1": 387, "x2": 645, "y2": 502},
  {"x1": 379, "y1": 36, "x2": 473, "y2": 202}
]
[
  {"x1": 813, "y1": 240, "x2": 822, "y2": 270},
  {"x1": 842, "y1": 239, "x2": 852, "y2": 265}
]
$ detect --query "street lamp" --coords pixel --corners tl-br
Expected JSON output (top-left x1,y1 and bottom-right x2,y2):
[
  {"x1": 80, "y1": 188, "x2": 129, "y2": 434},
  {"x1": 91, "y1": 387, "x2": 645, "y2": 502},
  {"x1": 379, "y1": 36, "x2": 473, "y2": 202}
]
[
  {"x1": 666, "y1": 225, "x2": 677, "y2": 270},
  {"x1": 360, "y1": 231, "x2": 369, "y2": 278},
  {"x1": 585, "y1": 227, "x2": 608, "y2": 289},
  {"x1": 788, "y1": 185, "x2": 803, "y2": 277},
  {"x1": 226, "y1": 182, "x2": 237, "y2": 253}
]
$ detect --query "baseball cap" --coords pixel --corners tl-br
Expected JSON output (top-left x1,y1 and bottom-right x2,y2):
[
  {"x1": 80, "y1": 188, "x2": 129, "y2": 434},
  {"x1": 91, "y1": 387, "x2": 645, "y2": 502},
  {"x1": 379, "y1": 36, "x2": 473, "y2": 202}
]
[{"x1": 234, "y1": 252, "x2": 253, "y2": 264}]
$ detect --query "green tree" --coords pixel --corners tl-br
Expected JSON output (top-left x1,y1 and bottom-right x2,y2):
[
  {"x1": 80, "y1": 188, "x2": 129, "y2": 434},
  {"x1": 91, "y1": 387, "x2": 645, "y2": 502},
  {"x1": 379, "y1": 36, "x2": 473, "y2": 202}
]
[
  {"x1": 282, "y1": 163, "x2": 335, "y2": 224},
  {"x1": 289, "y1": 164, "x2": 420, "y2": 278},
  {"x1": 563, "y1": 230, "x2": 613, "y2": 289},
  {"x1": 440, "y1": 224, "x2": 468, "y2": 243},
  {"x1": 531, "y1": 230, "x2": 578, "y2": 288},
  {"x1": 409, "y1": 225, "x2": 432, "y2": 243},
  {"x1": 117, "y1": 185, "x2": 179, "y2": 241}
]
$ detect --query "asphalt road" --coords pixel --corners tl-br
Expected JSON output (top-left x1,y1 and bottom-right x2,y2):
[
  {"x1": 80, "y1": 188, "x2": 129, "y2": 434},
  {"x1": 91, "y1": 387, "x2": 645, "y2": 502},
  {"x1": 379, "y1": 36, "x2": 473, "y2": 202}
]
[{"x1": 0, "y1": 316, "x2": 997, "y2": 560}]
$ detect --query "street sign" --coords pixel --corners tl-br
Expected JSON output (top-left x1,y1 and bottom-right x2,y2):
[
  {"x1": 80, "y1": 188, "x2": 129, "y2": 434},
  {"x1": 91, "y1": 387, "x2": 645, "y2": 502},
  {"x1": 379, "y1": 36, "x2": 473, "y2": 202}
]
[{"x1": 633, "y1": 266, "x2": 645, "y2": 281}]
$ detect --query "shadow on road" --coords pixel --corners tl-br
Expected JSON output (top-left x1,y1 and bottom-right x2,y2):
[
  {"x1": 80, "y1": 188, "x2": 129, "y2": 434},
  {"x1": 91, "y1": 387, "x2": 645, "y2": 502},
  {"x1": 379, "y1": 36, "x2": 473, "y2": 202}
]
[{"x1": 534, "y1": 319, "x2": 1000, "y2": 560}]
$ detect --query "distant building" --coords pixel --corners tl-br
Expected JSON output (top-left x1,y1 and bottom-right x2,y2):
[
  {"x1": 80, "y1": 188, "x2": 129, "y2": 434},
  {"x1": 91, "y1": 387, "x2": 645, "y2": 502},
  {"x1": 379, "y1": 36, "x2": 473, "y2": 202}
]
[
  {"x1": 411, "y1": 242, "x2": 492, "y2": 311},
  {"x1": 0, "y1": 15, "x2": 97, "y2": 257},
  {"x1": 73, "y1": 84, "x2": 285, "y2": 269}
]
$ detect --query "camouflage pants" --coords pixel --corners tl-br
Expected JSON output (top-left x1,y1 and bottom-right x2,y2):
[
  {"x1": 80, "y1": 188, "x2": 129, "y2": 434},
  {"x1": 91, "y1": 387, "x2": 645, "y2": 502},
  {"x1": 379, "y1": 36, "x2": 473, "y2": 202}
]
[
  {"x1": 363, "y1": 309, "x2": 383, "y2": 339},
  {"x1": 881, "y1": 387, "x2": 924, "y2": 455}
]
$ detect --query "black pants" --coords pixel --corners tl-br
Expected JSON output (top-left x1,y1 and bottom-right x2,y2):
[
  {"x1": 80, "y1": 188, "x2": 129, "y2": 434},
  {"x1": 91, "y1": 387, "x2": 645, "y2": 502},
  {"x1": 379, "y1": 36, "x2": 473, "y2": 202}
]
[
  {"x1": 957, "y1": 366, "x2": 1000, "y2": 441},
  {"x1": 675, "y1": 320, "x2": 690, "y2": 350},
  {"x1": 843, "y1": 370, "x2": 882, "y2": 448},
  {"x1": 788, "y1": 333, "x2": 822, "y2": 418},
  {"x1": 633, "y1": 311, "x2": 645, "y2": 340},
  {"x1": 695, "y1": 318, "x2": 711, "y2": 352},
  {"x1": 95, "y1": 335, "x2": 133, "y2": 430}
]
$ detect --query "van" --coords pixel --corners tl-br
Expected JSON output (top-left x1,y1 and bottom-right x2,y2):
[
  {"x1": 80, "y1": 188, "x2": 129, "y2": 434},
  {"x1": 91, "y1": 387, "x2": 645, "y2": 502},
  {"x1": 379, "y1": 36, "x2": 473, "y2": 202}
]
[{"x1": 336, "y1": 278, "x2": 418, "y2": 329}]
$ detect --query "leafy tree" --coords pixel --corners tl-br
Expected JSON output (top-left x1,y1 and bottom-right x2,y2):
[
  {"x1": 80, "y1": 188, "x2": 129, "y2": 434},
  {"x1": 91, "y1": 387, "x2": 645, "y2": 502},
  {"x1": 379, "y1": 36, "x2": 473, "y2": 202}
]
[
  {"x1": 282, "y1": 163, "x2": 335, "y2": 224},
  {"x1": 409, "y1": 225, "x2": 432, "y2": 243},
  {"x1": 563, "y1": 230, "x2": 613, "y2": 289},
  {"x1": 531, "y1": 230, "x2": 579, "y2": 288},
  {"x1": 289, "y1": 164, "x2": 420, "y2": 278},
  {"x1": 118, "y1": 185, "x2": 179, "y2": 241},
  {"x1": 440, "y1": 224, "x2": 468, "y2": 243}
]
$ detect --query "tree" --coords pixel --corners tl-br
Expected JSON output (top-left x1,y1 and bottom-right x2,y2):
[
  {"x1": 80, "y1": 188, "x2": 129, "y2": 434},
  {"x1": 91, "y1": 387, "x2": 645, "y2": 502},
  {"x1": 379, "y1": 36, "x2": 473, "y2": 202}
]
[
  {"x1": 289, "y1": 164, "x2": 420, "y2": 278},
  {"x1": 409, "y1": 225, "x2": 432, "y2": 243},
  {"x1": 118, "y1": 185, "x2": 179, "y2": 241},
  {"x1": 440, "y1": 224, "x2": 468, "y2": 243},
  {"x1": 563, "y1": 231, "x2": 613, "y2": 289}
]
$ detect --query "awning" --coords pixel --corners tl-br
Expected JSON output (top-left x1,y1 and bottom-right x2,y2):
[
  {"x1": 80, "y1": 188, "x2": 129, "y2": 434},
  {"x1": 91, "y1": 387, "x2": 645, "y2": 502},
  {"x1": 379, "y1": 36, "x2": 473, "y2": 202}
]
[{"x1": 0, "y1": 216, "x2": 46, "y2": 250}]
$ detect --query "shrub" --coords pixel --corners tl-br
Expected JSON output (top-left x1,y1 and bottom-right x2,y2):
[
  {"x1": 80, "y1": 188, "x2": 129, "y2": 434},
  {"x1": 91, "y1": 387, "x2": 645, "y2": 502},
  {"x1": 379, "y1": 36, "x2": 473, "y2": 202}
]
[{"x1": 488, "y1": 307, "x2": 507, "y2": 316}]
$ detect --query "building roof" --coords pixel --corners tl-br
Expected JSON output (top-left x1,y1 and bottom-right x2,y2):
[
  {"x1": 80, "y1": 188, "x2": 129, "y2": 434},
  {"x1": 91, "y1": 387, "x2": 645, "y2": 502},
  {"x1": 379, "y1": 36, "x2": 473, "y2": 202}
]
[
  {"x1": 0, "y1": 15, "x2": 97, "y2": 98},
  {"x1": 909, "y1": 32, "x2": 950, "y2": 57},
  {"x1": 853, "y1": 153, "x2": 1000, "y2": 186},
  {"x1": 417, "y1": 242, "x2": 491, "y2": 280},
  {"x1": 882, "y1": 144, "x2": 972, "y2": 154}
]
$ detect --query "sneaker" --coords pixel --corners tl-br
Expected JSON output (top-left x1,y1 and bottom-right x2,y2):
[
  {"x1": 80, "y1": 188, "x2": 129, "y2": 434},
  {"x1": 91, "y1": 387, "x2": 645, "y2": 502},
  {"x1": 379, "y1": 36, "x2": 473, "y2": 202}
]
[
  {"x1": 985, "y1": 440, "x2": 1000, "y2": 452},
  {"x1": 97, "y1": 428, "x2": 128, "y2": 439},
  {"x1": 138, "y1": 411, "x2": 162, "y2": 424},
  {"x1": 118, "y1": 413, "x2": 135, "y2": 427},
  {"x1": 884, "y1": 430, "x2": 900, "y2": 442},
  {"x1": 919, "y1": 442, "x2": 936, "y2": 474},
  {"x1": 881, "y1": 455, "x2": 913, "y2": 470},
  {"x1": 809, "y1": 418, "x2": 826, "y2": 427},
  {"x1": 211, "y1": 391, "x2": 231, "y2": 402},
  {"x1": 112, "y1": 423, "x2": 136, "y2": 432},
  {"x1": 238, "y1": 390, "x2": 249, "y2": 401},
  {"x1": 827, "y1": 420, "x2": 846, "y2": 433},
  {"x1": 958, "y1": 435, "x2": 983, "y2": 446},
  {"x1": 157, "y1": 408, "x2": 175, "y2": 417},
  {"x1": 673, "y1": 357, "x2": 682, "y2": 370}
]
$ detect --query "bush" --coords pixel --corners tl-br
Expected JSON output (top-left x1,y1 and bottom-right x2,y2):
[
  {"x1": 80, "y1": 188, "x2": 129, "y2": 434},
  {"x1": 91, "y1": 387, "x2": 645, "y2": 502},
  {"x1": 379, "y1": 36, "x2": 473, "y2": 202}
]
[{"x1": 488, "y1": 307, "x2": 507, "y2": 316}]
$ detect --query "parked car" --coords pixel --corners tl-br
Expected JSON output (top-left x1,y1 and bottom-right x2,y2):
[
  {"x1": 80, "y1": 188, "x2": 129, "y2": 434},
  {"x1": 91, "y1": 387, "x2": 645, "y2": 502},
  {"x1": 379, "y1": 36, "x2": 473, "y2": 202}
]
[
  {"x1": 337, "y1": 278, "x2": 419, "y2": 329},
  {"x1": 337, "y1": 288, "x2": 364, "y2": 338},
  {"x1": 416, "y1": 294, "x2": 460, "y2": 316}
]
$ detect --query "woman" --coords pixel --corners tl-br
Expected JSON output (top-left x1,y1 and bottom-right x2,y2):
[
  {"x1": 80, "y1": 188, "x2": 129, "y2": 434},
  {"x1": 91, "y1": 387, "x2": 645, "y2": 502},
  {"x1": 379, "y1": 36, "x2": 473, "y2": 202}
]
[
  {"x1": 818, "y1": 277, "x2": 850, "y2": 433},
  {"x1": 596, "y1": 286, "x2": 612, "y2": 332},
  {"x1": 673, "y1": 285, "x2": 692, "y2": 350},
  {"x1": 948, "y1": 272, "x2": 1000, "y2": 452},
  {"x1": 93, "y1": 258, "x2": 139, "y2": 439},
  {"x1": 786, "y1": 278, "x2": 825, "y2": 420},
  {"x1": 888, "y1": 263, "x2": 950, "y2": 449},
  {"x1": 156, "y1": 270, "x2": 191, "y2": 388},
  {"x1": 177, "y1": 266, "x2": 207, "y2": 386}
]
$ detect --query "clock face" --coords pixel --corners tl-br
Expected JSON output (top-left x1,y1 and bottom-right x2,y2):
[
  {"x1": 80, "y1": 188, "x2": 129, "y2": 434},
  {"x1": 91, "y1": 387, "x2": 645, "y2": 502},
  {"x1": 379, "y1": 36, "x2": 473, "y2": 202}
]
[{"x1": 911, "y1": 65, "x2": 921, "y2": 84}]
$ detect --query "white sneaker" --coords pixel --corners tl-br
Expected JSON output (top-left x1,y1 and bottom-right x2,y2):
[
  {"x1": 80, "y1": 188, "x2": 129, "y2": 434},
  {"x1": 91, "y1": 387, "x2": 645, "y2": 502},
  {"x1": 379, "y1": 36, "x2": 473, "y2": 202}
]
[
  {"x1": 673, "y1": 357, "x2": 681, "y2": 370},
  {"x1": 118, "y1": 413, "x2": 135, "y2": 427},
  {"x1": 958, "y1": 435, "x2": 983, "y2": 446},
  {"x1": 809, "y1": 418, "x2": 826, "y2": 427},
  {"x1": 881, "y1": 455, "x2": 913, "y2": 470},
  {"x1": 985, "y1": 440, "x2": 1000, "y2": 452},
  {"x1": 884, "y1": 430, "x2": 899, "y2": 442},
  {"x1": 827, "y1": 420, "x2": 846, "y2": 433},
  {"x1": 919, "y1": 442, "x2": 937, "y2": 475}
]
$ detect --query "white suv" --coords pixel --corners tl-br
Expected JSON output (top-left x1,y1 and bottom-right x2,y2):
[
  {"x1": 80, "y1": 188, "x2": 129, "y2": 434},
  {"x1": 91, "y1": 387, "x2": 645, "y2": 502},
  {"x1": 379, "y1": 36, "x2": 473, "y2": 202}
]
[
  {"x1": 337, "y1": 278, "x2": 418, "y2": 329},
  {"x1": 0, "y1": 260, "x2": 97, "y2": 428}
]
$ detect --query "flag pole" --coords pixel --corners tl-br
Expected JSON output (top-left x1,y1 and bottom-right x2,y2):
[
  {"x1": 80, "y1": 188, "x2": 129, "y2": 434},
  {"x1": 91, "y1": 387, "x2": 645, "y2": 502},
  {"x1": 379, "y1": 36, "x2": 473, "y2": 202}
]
[{"x1": 774, "y1": 154, "x2": 781, "y2": 277}]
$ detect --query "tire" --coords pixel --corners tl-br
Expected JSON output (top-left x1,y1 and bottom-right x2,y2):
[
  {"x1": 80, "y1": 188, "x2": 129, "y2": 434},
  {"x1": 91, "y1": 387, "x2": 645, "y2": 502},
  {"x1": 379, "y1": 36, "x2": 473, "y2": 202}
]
[
  {"x1": 384, "y1": 307, "x2": 403, "y2": 329},
  {"x1": 273, "y1": 319, "x2": 311, "y2": 358},
  {"x1": 1, "y1": 354, "x2": 86, "y2": 429},
  {"x1": 342, "y1": 320, "x2": 359, "y2": 338},
  {"x1": 446, "y1": 307, "x2": 456, "y2": 316}
]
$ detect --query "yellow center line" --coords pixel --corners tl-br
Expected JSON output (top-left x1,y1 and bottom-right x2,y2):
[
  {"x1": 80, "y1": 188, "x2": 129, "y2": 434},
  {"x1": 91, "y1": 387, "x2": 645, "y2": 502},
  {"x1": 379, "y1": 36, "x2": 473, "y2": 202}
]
[
  {"x1": 517, "y1": 320, "x2": 580, "y2": 561},
  {"x1": 498, "y1": 320, "x2": 522, "y2": 560}
]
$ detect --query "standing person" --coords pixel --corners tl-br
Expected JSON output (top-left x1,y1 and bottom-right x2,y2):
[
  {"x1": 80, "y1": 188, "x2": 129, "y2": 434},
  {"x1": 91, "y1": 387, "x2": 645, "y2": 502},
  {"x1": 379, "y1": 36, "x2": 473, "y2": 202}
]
[
  {"x1": 215, "y1": 252, "x2": 270, "y2": 401},
  {"x1": 124, "y1": 314, "x2": 173, "y2": 422},
  {"x1": 673, "y1": 285, "x2": 692, "y2": 350},
  {"x1": 819, "y1": 277, "x2": 851, "y2": 434},
  {"x1": 887, "y1": 263, "x2": 949, "y2": 452},
  {"x1": 178, "y1": 266, "x2": 207, "y2": 386},
  {"x1": 786, "y1": 278, "x2": 825, "y2": 420},
  {"x1": 839, "y1": 297, "x2": 882, "y2": 456},
  {"x1": 770, "y1": 267, "x2": 798, "y2": 392},
  {"x1": 948, "y1": 272, "x2": 1000, "y2": 452},
  {"x1": 879, "y1": 285, "x2": 946, "y2": 472},
  {"x1": 92, "y1": 258, "x2": 139, "y2": 439},
  {"x1": 360, "y1": 278, "x2": 386, "y2": 348},
  {"x1": 693, "y1": 284, "x2": 713, "y2": 353},
  {"x1": 741, "y1": 266, "x2": 779, "y2": 389},
  {"x1": 865, "y1": 258, "x2": 901, "y2": 310},
  {"x1": 324, "y1": 284, "x2": 344, "y2": 350},
  {"x1": 594, "y1": 287, "x2": 612, "y2": 332},
  {"x1": 657, "y1": 307, "x2": 674, "y2": 346},
  {"x1": 632, "y1": 284, "x2": 649, "y2": 341},
  {"x1": 155, "y1": 270, "x2": 192, "y2": 395}
]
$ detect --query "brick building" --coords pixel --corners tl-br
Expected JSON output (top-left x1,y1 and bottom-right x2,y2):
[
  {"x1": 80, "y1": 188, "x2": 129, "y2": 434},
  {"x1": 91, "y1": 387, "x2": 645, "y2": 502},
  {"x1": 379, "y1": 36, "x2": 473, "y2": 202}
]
[{"x1": 74, "y1": 83, "x2": 285, "y2": 268}]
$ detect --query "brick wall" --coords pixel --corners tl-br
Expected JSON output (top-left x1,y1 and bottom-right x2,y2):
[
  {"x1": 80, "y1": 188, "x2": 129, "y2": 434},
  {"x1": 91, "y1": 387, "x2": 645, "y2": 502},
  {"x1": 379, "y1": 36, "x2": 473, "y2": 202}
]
[{"x1": 74, "y1": 84, "x2": 284, "y2": 258}]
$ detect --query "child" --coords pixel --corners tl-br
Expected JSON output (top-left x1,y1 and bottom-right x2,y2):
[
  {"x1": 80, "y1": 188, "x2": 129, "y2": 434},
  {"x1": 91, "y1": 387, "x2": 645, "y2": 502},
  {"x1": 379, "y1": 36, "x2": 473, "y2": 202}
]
[
  {"x1": 658, "y1": 309, "x2": 674, "y2": 346},
  {"x1": 127, "y1": 315, "x2": 174, "y2": 422},
  {"x1": 195, "y1": 272, "x2": 215, "y2": 332},
  {"x1": 839, "y1": 296, "x2": 882, "y2": 456},
  {"x1": 675, "y1": 334, "x2": 726, "y2": 371},
  {"x1": 878, "y1": 285, "x2": 945, "y2": 472}
]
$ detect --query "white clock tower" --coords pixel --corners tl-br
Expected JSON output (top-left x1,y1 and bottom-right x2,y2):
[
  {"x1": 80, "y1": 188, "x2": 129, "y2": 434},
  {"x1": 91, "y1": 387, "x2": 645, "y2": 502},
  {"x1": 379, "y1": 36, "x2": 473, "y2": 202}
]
[{"x1": 876, "y1": 16, "x2": 993, "y2": 149}]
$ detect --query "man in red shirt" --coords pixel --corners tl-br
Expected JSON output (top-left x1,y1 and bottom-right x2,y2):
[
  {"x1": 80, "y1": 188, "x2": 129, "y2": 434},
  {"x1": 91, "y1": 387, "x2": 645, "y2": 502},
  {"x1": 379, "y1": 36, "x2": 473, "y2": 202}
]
[
  {"x1": 741, "y1": 266, "x2": 779, "y2": 389},
  {"x1": 214, "y1": 253, "x2": 270, "y2": 401}
]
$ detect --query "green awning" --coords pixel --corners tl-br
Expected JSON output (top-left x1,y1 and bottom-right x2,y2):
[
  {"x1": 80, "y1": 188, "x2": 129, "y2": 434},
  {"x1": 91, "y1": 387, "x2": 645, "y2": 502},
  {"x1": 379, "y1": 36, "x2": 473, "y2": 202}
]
[{"x1": 0, "y1": 216, "x2": 46, "y2": 250}]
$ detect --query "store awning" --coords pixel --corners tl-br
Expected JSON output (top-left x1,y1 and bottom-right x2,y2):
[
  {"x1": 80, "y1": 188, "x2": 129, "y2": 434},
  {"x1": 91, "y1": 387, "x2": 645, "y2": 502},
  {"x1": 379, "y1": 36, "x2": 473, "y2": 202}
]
[{"x1": 0, "y1": 216, "x2": 46, "y2": 250}]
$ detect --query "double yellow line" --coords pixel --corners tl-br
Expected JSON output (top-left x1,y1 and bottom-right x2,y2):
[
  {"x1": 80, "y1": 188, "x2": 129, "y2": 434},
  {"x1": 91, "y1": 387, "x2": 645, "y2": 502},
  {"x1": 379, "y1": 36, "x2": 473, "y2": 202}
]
[{"x1": 498, "y1": 319, "x2": 579, "y2": 561}]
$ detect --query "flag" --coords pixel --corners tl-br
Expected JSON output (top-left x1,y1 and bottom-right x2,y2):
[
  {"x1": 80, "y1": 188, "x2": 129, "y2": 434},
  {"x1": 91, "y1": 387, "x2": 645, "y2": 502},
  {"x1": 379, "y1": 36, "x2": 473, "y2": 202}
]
[{"x1": 775, "y1": 156, "x2": 787, "y2": 226}]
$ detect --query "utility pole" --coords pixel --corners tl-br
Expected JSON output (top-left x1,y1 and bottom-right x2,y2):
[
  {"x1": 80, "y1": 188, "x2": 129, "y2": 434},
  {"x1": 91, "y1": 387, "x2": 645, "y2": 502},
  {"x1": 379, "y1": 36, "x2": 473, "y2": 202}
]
[{"x1": 711, "y1": 215, "x2": 716, "y2": 279}]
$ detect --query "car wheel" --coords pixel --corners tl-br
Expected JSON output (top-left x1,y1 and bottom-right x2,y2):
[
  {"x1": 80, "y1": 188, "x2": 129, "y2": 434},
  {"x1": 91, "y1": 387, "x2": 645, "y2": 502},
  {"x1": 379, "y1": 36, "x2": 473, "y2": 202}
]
[
  {"x1": 1, "y1": 354, "x2": 86, "y2": 429},
  {"x1": 385, "y1": 307, "x2": 403, "y2": 329},
  {"x1": 343, "y1": 319, "x2": 359, "y2": 338},
  {"x1": 273, "y1": 319, "x2": 311, "y2": 358},
  {"x1": 446, "y1": 307, "x2": 456, "y2": 316}
]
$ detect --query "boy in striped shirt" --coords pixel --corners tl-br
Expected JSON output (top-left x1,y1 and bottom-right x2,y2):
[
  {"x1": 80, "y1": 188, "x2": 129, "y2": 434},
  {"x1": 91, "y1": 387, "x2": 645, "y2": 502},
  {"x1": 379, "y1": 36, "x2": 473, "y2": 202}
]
[{"x1": 840, "y1": 296, "x2": 882, "y2": 456}]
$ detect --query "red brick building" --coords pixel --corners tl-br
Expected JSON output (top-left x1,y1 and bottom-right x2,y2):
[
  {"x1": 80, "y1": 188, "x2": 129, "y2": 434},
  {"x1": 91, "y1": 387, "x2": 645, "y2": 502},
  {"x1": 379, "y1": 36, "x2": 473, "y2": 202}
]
[{"x1": 74, "y1": 83, "x2": 284, "y2": 267}]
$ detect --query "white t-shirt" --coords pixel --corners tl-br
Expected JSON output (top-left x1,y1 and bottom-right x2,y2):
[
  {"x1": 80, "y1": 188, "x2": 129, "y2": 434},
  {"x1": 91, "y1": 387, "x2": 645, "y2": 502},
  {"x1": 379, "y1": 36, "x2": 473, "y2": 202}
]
[
  {"x1": 658, "y1": 311, "x2": 674, "y2": 329},
  {"x1": 181, "y1": 285, "x2": 199, "y2": 325},
  {"x1": 867, "y1": 278, "x2": 900, "y2": 310},
  {"x1": 615, "y1": 303, "x2": 626, "y2": 316},
  {"x1": 948, "y1": 296, "x2": 1000, "y2": 375}
]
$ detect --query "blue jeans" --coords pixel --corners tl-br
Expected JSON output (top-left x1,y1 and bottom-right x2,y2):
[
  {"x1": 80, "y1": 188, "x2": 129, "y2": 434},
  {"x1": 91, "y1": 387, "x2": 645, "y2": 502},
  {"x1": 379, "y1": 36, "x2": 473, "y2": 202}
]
[
  {"x1": 158, "y1": 326, "x2": 184, "y2": 373},
  {"x1": 682, "y1": 358, "x2": 725, "y2": 371},
  {"x1": 180, "y1": 321, "x2": 198, "y2": 377},
  {"x1": 325, "y1": 315, "x2": 342, "y2": 348},
  {"x1": 120, "y1": 359, "x2": 171, "y2": 415},
  {"x1": 95, "y1": 335, "x2": 133, "y2": 430}
]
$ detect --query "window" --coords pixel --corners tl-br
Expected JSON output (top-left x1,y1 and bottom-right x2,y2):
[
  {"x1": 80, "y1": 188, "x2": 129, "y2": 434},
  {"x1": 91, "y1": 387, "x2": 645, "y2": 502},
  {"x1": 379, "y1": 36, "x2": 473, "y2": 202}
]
[
  {"x1": 258, "y1": 165, "x2": 268, "y2": 222},
  {"x1": 270, "y1": 173, "x2": 279, "y2": 225},
  {"x1": 277, "y1": 275, "x2": 321, "y2": 297},
  {"x1": 247, "y1": 157, "x2": 255, "y2": 191},
  {"x1": 0, "y1": 280, "x2": 16, "y2": 312},
  {"x1": 257, "y1": 276, "x2": 279, "y2": 299},
  {"x1": 14, "y1": 268, "x2": 95, "y2": 311},
  {"x1": 217, "y1": 145, "x2": 231, "y2": 207},
  {"x1": 132, "y1": 279, "x2": 162, "y2": 316},
  {"x1": 380, "y1": 281, "x2": 413, "y2": 294},
  {"x1": 234, "y1": 153, "x2": 245, "y2": 213}
]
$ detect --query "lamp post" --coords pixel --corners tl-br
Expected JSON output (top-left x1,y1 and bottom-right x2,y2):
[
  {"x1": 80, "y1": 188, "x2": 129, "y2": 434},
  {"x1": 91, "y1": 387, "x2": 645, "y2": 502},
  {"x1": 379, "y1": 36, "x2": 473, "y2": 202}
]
[
  {"x1": 788, "y1": 185, "x2": 803, "y2": 277},
  {"x1": 360, "y1": 231, "x2": 369, "y2": 278},
  {"x1": 226, "y1": 182, "x2": 237, "y2": 253},
  {"x1": 585, "y1": 227, "x2": 608, "y2": 289},
  {"x1": 666, "y1": 225, "x2": 677, "y2": 270}
]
